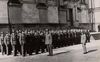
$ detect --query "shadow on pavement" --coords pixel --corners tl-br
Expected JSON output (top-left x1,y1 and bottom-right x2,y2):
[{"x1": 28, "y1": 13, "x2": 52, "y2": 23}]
[
  {"x1": 53, "y1": 51, "x2": 70, "y2": 56},
  {"x1": 87, "y1": 49, "x2": 98, "y2": 54}
]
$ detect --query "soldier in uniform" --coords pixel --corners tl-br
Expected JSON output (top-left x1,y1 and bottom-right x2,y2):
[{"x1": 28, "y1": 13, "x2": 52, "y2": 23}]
[
  {"x1": 73, "y1": 29, "x2": 77, "y2": 44},
  {"x1": 53, "y1": 31, "x2": 57, "y2": 48},
  {"x1": 19, "y1": 31, "x2": 26, "y2": 56},
  {"x1": 70, "y1": 30, "x2": 74, "y2": 45},
  {"x1": 4, "y1": 32, "x2": 12, "y2": 55},
  {"x1": 45, "y1": 30, "x2": 53, "y2": 56},
  {"x1": 0, "y1": 32, "x2": 6, "y2": 55},
  {"x1": 67, "y1": 30, "x2": 71, "y2": 46},
  {"x1": 63, "y1": 30, "x2": 68, "y2": 46},
  {"x1": 81, "y1": 33, "x2": 88, "y2": 54},
  {"x1": 34, "y1": 31, "x2": 40, "y2": 54},
  {"x1": 26, "y1": 31, "x2": 33, "y2": 55},
  {"x1": 60, "y1": 30, "x2": 64, "y2": 47},
  {"x1": 57, "y1": 31, "x2": 61, "y2": 48},
  {"x1": 39, "y1": 32, "x2": 46, "y2": 53},
  {"x1": 11, "y1": 31, "x2": 19, "y2": 56},
  {"x1": 65, "y1": 30, "x2": 69, "y2": 46},
  {"x1": 16, "y1": 30, "x2": 22, "y2": 55},
  {"x1": 86, "y1": 30, "x2": 91, "y2": 43},
  {"x1": 52, "y1": 31, "x2": 57, "y2": 49}
]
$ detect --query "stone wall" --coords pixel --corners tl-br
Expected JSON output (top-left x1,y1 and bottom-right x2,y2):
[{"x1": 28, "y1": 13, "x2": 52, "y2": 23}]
[
  {"x1": 48, "y1": 6, "x2": 59, "y2": 23},
  {"x1": 22, "y1": 3, "x2": 40, "y2": 23},
  {"x1": 0, "y1": 0, "x2": 91, "y2": 31},
  {"x1": 59, "y1": 10, "x2": 67, "y2": 23},
  {"x1": 0, "y1": 0, "x2": 8, "y2": 23},
  {"x1": 8, "y1": 5, "x2": 22, "y2": 24}
]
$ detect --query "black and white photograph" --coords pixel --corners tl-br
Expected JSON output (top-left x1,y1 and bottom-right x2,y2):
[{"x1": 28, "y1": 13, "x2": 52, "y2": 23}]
[{"x1": 0, "y1": 0, "x2": 100, "y2": 62}]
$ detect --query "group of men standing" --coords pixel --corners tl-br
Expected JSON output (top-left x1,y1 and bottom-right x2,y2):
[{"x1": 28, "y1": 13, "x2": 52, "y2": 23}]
[
  {"x1": 0, "y1": 29, "x2": 53, "y2": 56},
  {"x1": 0, "y1": 29, "x2": 90, "y2": 57}
]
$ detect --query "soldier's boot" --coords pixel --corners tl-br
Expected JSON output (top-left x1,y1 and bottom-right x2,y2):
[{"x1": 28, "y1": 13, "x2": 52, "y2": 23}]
[
  {"x1": 35, "y1": 49, "x2": 39, "y2": 54},
  {"x1": 21, "y1": 46, "x2": 24, "y2": 56},
  {"x1": 6, "y1": 46, "x2": 9, "y2": 55},
  {"x1": 82, "y1": 44, "x2": 87, "y2": 54},
  {"x1": 41, "y1": 49, "x2": 45, "y2": 53},
  {"x1": 48, "y1": 45, "x2": 53, "y2": 56},
  {"x1": 13, "y1": 46, "x2": 17, "y2": 56},
  {"x1": 17, "y1": 45, "x2": 22, "y2": 55},
  {"x1": 29, "y1": 52, "x2": 32, "y2": 55},
  {"x1": 8, "y1": 45, "x2": 12, "y2": 55},
  {"x1": 4, "y1": 46, "x2": 6, "y2": 54},
  {"x1": 1, "y1": 47, "x2": 4, "y2": 55},
  {"x1": 29, "y1": 49, "x2": 33, "y2": 55},
  {"x1": 21, "y1": 45, "x2": 26, "y2": 57}
]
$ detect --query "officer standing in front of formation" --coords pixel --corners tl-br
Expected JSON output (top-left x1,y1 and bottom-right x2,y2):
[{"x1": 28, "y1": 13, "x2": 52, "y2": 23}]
[
  {"x1": 81, "y1": 32, "x2": 88, "y2": 54},
  {"x1": 4, "y1": 32, "x2": 12, "y2": 55},
  {"x1": 0, "y1": 32, "x2": 6, "y2": 55},
  {"x1": 45, "y1": 29, "x2": 53, "y2": 56}
]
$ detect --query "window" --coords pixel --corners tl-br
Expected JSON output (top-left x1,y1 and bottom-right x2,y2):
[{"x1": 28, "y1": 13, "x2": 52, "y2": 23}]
[
  {"x1": 39, "y1": 8, "x2": 48, "y2": 23},
  {"x1": 37, "y1": 0, "x2": 47, "y2": 3},
  {"x1": 80, "y1": 0, "x2": 86, "y2": 4},
  {"x1": 68, "y1": 8, "x2": 73, "y2": 26},
  {"x1": 8, "y1": 0, "x2": 21, "y2": 4}
]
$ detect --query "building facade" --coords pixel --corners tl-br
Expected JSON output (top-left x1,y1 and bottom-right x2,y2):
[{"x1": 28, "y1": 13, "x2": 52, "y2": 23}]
[
  {"x1": 0, "y1": 0, "x2": 90, "y2": 31},
  {"x1": 89, "y1": 0, "x2": 100, "y2": 32}
]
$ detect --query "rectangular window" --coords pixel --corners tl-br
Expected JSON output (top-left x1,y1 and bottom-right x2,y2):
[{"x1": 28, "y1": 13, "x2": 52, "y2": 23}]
[
  {"x1": 37, "y1": 0, "x2": 47, "y2": 3},
  {"x1": 8, "y1": 0, "x2": 21, "y2": 4},
  {"x1": 59, "y1": 10, "x2": 67, "y2": 23},
  {"x1": 81, "y1": 0, "x2": 86, "y2": 4},
  {"x1": 39, "y1": 8, "x2": 48, "y2": 23},
  {"x1": 68, "y1": 8, "x2": 73, "y2": 26}
]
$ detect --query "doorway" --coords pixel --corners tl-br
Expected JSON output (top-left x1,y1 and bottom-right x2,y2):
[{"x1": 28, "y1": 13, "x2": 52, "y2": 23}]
[{"x1": 69, "y1": 8, "x2": 73, "y2": 26}]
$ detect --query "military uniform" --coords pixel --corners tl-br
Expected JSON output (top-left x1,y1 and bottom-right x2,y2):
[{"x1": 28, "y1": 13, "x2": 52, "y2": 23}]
[
  {"x1": 11, "y1": 32, "x2": 19, "y2": 56},
  {"x1": 4, "y1": 33, "x2": 12, "y2": 55},
  {"x1": 16, "y1": 31, "x2": 22, "y2": 55},
  {"x1": 86, "y1": 30, "x2": 90, "y2": 43},
  {"x1": 45, "y1": 31, "x2": 53, "y2": 56},
  {"x1": 26, "y1": 31, "x2": 33, "y2": 55},
  {"x1": 34, "y1": 32, "x2": 40, "y2": 54},
  {"x1": 81, "y1": 33, "x2": 87, "y2": 54},
  {"x1": 0, "y1": 32, "x2": 6, "y2": 55},
  {"x1": 39, "y1": 32, "x2": 46, "y2": 53},
  {"x1": 68, "y1": 30, "x2": 71, "y2": 46},
  {"x1": 19, "y1": 32, "x2": 26, "y2": 56}
]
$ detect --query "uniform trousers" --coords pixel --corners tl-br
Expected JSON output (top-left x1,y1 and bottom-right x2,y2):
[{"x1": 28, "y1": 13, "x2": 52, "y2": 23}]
[
  {"x1": 46, "y1": 44, "x2": 53, "y2": 56},
  {"x1": 82, "y1": 44, "x2": 87, "y2": 53},
  {"x1": 1, "y1": 44, "x2": 6, "y2": 55},
  {"x1": 6, "y1": 44, "x2": 12, "y2": 55},
  {"x1": 21, "y1": 44, "x2": 27, "y2": 57}
]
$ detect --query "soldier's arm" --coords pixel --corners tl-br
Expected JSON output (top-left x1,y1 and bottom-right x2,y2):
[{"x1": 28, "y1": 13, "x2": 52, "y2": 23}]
[
  {"x1": 10, "y1": 35, "x2": 13, "y2": 45},
  {"x1": 19, "y1": 35, "x2": 22, "y2": 44},
  {"x1": 0, "y1": 37, "x2": 1, "y2": 45},
  {"x1": 4, "y1": 36, "x2": 6, "y2": 45}
]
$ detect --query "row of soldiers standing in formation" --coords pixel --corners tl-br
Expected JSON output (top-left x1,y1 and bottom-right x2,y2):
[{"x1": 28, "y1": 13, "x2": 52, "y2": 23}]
[{"x1": 0, "y1": 29, "x2": 90, "y2": 56}]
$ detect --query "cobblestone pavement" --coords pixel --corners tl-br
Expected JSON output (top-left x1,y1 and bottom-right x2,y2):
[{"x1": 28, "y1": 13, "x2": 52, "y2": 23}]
[{"x1": 0, "y1": 40, "x2": 100, "y2": 62}]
